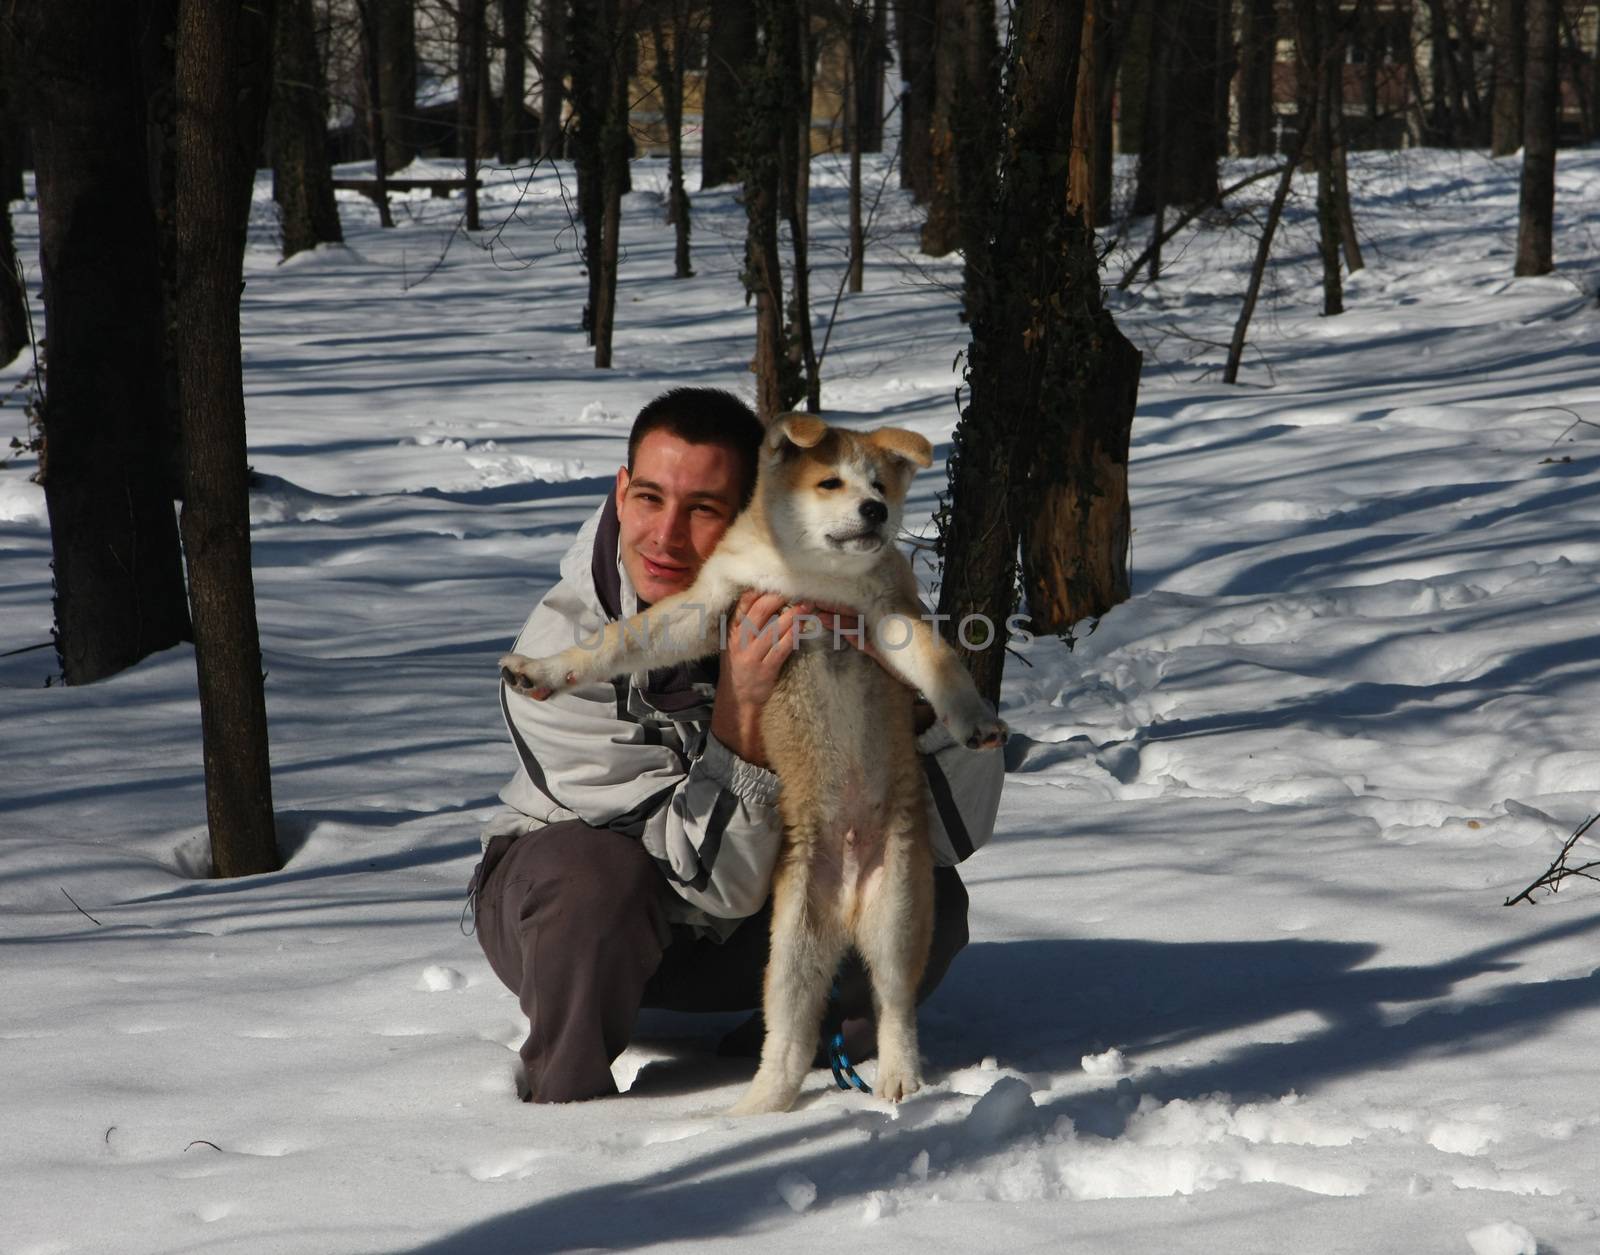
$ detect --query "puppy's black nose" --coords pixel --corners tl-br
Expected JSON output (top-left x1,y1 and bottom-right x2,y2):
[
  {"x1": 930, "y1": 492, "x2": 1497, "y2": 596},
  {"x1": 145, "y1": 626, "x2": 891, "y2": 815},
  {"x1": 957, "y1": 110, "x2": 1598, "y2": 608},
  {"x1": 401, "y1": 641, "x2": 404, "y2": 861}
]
[{"x1": 859, "y1": 499, "x2": 888, "y2": 526}]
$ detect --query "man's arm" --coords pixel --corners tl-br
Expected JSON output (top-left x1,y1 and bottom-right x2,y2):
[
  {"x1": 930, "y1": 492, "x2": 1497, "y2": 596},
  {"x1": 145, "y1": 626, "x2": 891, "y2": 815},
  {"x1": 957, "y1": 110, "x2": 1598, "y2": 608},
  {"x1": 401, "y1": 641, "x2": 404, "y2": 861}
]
[{"x1": 499, "y1": 589, "x2": 790, "y2": 920}]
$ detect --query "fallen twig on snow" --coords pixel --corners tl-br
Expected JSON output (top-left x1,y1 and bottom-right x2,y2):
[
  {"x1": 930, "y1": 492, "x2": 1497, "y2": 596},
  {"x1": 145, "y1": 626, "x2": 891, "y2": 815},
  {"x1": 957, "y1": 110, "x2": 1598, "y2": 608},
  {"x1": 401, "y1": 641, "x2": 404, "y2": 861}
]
[{"x1": 1504, "y1": 812, "x2": 1600, "y2": 906}]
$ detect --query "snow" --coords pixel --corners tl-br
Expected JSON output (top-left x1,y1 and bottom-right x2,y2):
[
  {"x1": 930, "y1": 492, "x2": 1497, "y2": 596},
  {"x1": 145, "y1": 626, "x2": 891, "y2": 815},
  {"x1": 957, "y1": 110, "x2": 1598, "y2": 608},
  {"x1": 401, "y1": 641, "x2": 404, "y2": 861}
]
[{"x1": 3, "y1": 146, "x2": 1600, "y2": 1253}]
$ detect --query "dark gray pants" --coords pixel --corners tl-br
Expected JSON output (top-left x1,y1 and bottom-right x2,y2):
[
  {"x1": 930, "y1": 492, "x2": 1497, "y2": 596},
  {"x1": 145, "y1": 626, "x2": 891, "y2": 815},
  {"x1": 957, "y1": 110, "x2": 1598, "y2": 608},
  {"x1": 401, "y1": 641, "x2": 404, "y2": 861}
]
[{"x1": 470, "y1": 819, "x2": 970, "y2": 1103}]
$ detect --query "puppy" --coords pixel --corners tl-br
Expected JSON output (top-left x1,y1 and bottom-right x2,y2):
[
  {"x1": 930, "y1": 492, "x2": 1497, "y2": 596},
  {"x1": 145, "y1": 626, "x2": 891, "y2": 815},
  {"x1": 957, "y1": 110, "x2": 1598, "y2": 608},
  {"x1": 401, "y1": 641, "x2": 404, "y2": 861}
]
[{"x1": 500, "y1": 415, "x2": 1006, "y2": 1113}]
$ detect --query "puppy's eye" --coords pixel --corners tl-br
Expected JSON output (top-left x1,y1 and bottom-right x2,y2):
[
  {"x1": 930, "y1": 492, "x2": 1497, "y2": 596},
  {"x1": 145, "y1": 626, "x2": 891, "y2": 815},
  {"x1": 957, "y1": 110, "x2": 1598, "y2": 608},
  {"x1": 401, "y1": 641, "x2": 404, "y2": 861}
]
[
  {"x1": 871, "y1": 481, "x2": 886, "y2": 493},
  {"x1": 818, "y1": 477, "x2": 843, "y2": 490}
]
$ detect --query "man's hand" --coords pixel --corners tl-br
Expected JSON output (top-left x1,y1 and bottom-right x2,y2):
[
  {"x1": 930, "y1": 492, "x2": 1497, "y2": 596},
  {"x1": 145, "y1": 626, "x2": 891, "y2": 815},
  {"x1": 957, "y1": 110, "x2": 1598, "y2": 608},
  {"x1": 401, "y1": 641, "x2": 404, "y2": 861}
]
[{"x1": 711, "y1": 590, "x2": 804, "y2": 767}]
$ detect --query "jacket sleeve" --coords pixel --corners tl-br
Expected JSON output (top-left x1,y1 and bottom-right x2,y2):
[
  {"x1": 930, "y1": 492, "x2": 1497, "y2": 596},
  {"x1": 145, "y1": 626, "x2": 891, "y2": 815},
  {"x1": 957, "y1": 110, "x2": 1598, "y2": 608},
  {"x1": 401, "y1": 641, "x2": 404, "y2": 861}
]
[
  {"x1": 498, "y1": 600, "x2": 784, "y2": 919},
  {"x1": 916, "y1": 721, "x2": 1006, "y2": 867}
]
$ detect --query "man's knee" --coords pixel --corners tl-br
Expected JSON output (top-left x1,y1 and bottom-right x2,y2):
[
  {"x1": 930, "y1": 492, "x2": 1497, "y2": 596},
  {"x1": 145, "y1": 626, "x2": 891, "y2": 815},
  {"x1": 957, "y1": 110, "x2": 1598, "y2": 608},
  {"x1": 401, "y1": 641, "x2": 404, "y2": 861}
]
[{"x1": 490, "y1": 821, "x2": 665, "y2": 943}]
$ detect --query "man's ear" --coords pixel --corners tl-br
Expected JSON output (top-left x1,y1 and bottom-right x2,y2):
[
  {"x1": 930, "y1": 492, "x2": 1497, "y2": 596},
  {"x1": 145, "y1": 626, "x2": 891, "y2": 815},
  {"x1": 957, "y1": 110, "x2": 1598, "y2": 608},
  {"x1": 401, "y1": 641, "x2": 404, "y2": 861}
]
[
  {"x1": 615, "y1": 464, "x2": 630, "y2": 508},
  {"x1": 765, "y1": 412, "x2": 830, "y2": 458},
  {"x1": 867, "y1": 426, "x2": 933, "y2": 469}
]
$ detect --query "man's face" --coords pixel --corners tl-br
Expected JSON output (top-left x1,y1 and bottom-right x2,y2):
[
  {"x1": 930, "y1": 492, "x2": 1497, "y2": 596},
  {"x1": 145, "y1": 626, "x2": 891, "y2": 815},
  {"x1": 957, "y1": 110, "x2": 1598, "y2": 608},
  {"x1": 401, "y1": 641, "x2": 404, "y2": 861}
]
[{"x1": 615, "y1": 430, "x2": 746, "y2": 604}]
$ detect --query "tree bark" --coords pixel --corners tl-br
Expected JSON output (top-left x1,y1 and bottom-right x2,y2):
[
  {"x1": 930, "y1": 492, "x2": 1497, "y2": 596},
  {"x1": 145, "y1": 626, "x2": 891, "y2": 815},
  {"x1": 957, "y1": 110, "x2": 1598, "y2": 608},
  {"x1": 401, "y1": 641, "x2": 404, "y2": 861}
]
[
  {"x1": 377, "y1": 0, "x2": 417, "y2": 172},
  {"x1": 1133, "y1": 0, "x2": 1220, "y2": 214},
  {"x1": 21, "y1": 0, "x2": 192, "y2": 684},
  {"x1": 459, "y1": 0, "x2": 484, "y2": 230},
  {"x1": 1515, "y1": 0, "x2": 1558, "y2": 276},
  {"x1": 0, "y1": 21, "x2": 25, "y2": 366},
  {"x1": 779, "y1": 0, "x2": 819, "y2": 410},
  {"x1": 857, "y1": 0, "x2": 888, "y2": 153},
  {"x1": 502, "y1": 0, "x2": 529, "y2": 162},
  {"x1": 650, "y1": 1, "x2": 694, "y2": 278},
  {"x1": 1302, "y1": 0, "x2": 1343, "y2": 314},
  {"x1": 174, "y1": 0, "x2": 280, "y2": 877},
  {"x1": 1223, "y1": 151, "x2": 1300, "y2": 384},
  {"x1": 271, "y1": 0, "x2": 344, "y2": 260},
  {"x1": 356, "y1": 0, "x2": 395, "y2": 226},
  {"x1": 744, "y1": 0, "x2": 791, "y2": 420},
  {"x1": 1236, "y1": 0, "x2": 1276, "y2": 156},
  {"x1": 937, "y1": 0, "x2": 1141, "y2": 697},
  {"x1": 593, "y1": 1, "x2": 632, "y2": 367},
  {"x1": 702, "y1": 0, "x2": 756, "y2": 189},
  {"x1": 920, "y1": 0, "x2": 997, "y2": 259},
  {"x1": 0, "y1": 21, "x2": 25, "y2": 202},
  {"x1": 539, "y1": 0, "x2": 569, "y2": 157},
  {"x1": 1068, "y1": 0, "x2": 1097, "y2": 226},
  {"x1": 847, "y1": 1, "x2": 868, "y2": 292},
  {"x1": 894, "y1": 0, "x2": 938, "y2": 201}
]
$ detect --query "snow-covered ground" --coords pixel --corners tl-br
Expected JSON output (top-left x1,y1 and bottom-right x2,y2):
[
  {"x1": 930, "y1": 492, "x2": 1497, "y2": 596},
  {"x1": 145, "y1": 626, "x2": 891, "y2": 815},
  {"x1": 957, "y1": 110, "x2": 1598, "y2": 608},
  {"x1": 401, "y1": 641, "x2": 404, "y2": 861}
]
[{"x1": 4, "y1": 147, "x2": 1600, "y2": 1254}]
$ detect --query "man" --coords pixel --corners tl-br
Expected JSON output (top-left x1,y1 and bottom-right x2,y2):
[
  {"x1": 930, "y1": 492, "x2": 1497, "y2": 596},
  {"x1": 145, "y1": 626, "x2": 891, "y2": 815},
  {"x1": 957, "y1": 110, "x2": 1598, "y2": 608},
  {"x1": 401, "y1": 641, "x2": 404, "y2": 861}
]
[{"x1": 471, "y1": 387, "x2": 1004, "y2": 1103}]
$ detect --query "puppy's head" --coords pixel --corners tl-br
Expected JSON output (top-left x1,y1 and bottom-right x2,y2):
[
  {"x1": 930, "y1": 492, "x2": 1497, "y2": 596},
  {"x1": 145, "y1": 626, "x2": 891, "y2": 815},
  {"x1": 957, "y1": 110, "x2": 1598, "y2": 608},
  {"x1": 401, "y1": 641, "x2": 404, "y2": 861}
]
[{"x1": 760, "y1": 414, "x2": 933, "y2": 567}]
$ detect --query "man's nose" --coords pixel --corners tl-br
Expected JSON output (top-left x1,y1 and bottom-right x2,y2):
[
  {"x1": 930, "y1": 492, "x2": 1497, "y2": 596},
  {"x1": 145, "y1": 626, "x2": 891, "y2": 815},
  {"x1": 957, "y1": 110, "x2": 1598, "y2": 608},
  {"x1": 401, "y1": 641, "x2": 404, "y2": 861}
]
[
  {"x1": 859, "y1": 499, "x2": 888, "y2": 526},
  {"x1": 655, "y1": 506, "x2": 693, "y2": 548}
]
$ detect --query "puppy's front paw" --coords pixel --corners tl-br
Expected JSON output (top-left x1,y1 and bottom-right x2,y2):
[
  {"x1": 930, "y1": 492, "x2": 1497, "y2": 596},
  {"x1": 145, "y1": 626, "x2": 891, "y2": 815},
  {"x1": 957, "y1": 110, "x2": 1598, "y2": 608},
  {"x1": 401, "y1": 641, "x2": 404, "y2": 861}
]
[
  {"x1": 498, "y1": 651, "x2": 570, "y2": 700},
  {"x1": 873, "y1": 1064, "x2": 922, "y2": 1104}
]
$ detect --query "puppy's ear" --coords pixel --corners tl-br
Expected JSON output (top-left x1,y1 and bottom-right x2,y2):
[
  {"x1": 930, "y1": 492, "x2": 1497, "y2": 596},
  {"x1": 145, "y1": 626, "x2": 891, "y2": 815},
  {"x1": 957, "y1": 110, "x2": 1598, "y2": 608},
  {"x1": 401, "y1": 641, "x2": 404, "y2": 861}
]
[
  {"x1": 766, "y1": 413, "x2": 830, "y2": 456},
  {"x1": 867, "y1": 427, "x2": 933, "y2": 469}
]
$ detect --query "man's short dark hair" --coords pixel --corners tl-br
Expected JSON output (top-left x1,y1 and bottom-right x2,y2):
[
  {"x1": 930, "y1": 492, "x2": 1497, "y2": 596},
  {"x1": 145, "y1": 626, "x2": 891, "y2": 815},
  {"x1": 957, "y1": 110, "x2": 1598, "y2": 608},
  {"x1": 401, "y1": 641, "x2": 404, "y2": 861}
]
[{"x1": 628, "y1": 388, "x2": 765, "y2": 505}]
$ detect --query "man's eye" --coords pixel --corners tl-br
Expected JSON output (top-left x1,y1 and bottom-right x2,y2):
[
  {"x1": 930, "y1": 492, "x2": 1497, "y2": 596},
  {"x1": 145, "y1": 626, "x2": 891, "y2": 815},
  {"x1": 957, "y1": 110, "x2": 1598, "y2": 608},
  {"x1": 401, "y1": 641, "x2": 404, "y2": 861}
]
[
  {"x1": 693, "y1": 504, "x2": 723, "y2": 516},
  {"x1": 818, "y1": 477, "x2": 843, "y2": 490}
]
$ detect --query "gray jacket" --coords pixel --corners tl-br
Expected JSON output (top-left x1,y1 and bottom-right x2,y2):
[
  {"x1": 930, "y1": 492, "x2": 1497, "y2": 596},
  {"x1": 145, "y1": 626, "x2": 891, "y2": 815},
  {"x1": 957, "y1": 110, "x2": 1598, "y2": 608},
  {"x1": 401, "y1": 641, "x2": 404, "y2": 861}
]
[{"x1": 483, "y1": 499, "x2": 1005, "y2": 937}]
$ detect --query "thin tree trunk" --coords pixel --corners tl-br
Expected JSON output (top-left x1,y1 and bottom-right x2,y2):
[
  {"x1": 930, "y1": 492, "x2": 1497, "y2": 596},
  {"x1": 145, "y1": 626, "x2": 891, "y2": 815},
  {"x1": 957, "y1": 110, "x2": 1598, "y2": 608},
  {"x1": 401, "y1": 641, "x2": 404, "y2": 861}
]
[
  {"x1": 860, "y1": 0, "x2": 888, "y2": 152},
  {"x1": 378, "y1": 0, "x2": 417, "y2": 172},
  {"x1": 22, "y1": 0, "x2": 192, "y2": 684},
  {"x1": 1313, "y1": 1, "x2": 1343, "y2": 314},
  {"x1": 650, "y1": 2, "x2": 693, "y2": 278},
  {"x1": 502, "y1": 0, "x2": 528, "y2": 162},
  {"x1": 1223, "y1": 150, "x2": 1300, "y2": 384},
  {"x1": 781, "y1": 0, "x2": 819, "y2": 410},
  {"x1": 593, "y1": 0, "x2": 632, "y2": 368},
  {"x1": 271, "y1": 0, "x2": 344, "y2": 260},
  {"x1": 540, "y1": 0, "x2": 568, "y2": 157},
  {"x1": 745, "y1": 0, "x2": 790, "y2": 420},
  {"x1": 460, "y1": 0, "x2": 484, "y2": 230},
  {"x1": 0, "y1": 203, "x2": 24, "y2": 367},
  {"x1": 0, "y1": 23, "x2": 24, "y2": 203},
  {"x1": 895, "y1": 0, "x2": 938, "y2": 201},
  {"x1": 1236, "y1": 0, "x2": 1276, "y2": 156},
  {"x1": 847, "y1": 1, "x2": 866, "y2": 293},
  {"x1": 0, "y1": 23, "x2": 25, "y2": 364},
  {"x1": 477, "y1": 14, "x2": 499, "y2": 160},
  {"x1": 1515, "y1": 0, "x2": 1558, "y2": 276},
  {"x1": 175, "y1": 0, "x2": 280, "y2": 877},
  {"x1": 356, "y1": 0, "x2": 395, "y2": 226},
  {"x1": 702, "y1": 0, "x2": 756, "y2": 189},
  {"x1": 571, "y1": 0, "x2": 606, "y2": 341}
]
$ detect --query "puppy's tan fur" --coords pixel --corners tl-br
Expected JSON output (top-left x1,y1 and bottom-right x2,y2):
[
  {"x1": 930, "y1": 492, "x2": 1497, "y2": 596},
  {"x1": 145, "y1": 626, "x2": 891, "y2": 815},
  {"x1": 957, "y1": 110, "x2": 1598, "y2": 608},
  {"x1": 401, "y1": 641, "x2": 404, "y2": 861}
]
[{"x1": 501, "y1": 415, "x2": 1005, "y2": 1113}]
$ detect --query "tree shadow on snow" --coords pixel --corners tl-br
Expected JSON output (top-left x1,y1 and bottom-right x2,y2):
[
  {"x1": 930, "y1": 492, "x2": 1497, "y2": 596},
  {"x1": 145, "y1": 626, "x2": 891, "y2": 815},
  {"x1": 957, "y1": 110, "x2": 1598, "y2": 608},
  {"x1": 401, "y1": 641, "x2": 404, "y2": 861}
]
[{"x1": 405, "y1": 911, "x2": 1600, "y2": 1253}]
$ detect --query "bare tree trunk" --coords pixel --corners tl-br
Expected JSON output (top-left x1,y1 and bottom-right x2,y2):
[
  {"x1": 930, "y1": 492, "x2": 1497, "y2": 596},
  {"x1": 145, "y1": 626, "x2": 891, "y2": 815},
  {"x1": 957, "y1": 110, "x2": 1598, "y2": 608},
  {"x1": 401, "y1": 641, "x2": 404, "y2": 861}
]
[
  {"x1": 0, "y1": 24, "x2": 25, "y2": 365},
  {"x1": 650, "y1": 1, "x2": 693, "y2": 278},
  {"x1": 1236, "y1": 0, "x2": 1276, "y2": 156},
  {"x1": 859, "y1": 0, "x2": 888, "y2": 152},
  {"x1": 938, "y1": 0, "x2": 1141, "y2": 694},
  {"x1": 377, "y1": 0, "x2": 417, "y2": 172},
  {"x1": 21, "y1": 0, "x2": 193, "y2": 684},
  {"x1": 477, "y1": 13, "x2": 499, "y2": 160},
  {"x1": 1515, "y1": 0, "x2": 1558, "y2": 276},
  {"x1": 846, "y1": 1, "x2": 867, "y2": 292},
  {"x1": 175, "y1": 0, "x2": 280, "y2": 877},
  {"x1": 1223, "y1": 151, "x2": 1300, "y2": 384},
  {"x1": 1314, "y1": 4, "x2": 1342, "y2": 314},
  {"x1": 780, "y1": 0, "x2": 819, "y2": 409},
  {"x1": 460, "y1": 0, "x2": 484, "y2": 230},
  {"x1": 702, "y1": 0, "x2": 756, "y2": 189},
  {"x1": 0, "y1": 23, "x2": 24, "y2": 203},
  {"x1": 1068, "y1": 0, "x2": 1097, "y2": 222},
  {"x1": 271, "y1": 0, "x2": 344, "y2": 260},
  {"x1": 894, "y1": 0, "x2": 938, "y2": 201},
  {"x1": 592, "y1": 0, "x2": 632, "y2": 368},
  {"x1": 355, "y1": 0, "x2": 395, "y2": 226},
  {"x1": 745, "y1": 0, "x2": 791, "y2": 420},
  {"x1": 539, "y1": 0, "x2": 568, "y2": 157},
  {"x1": 502, "y1": 0, "x2": 528, "y2": 161},
  {"x1": 921, "y1": 0, "x2": 998, "y2": 259},
  {"x1": 1133, "y1": 0, "x2": 1219, "y2": 213}
]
